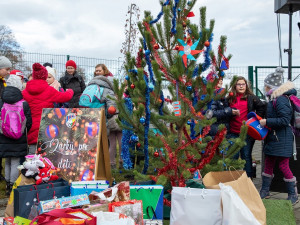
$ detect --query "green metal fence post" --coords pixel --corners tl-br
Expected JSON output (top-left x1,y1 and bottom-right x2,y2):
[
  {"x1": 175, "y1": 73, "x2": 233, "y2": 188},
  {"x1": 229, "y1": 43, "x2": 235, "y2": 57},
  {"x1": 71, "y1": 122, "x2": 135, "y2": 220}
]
[
  {"x1": 248, "y1": 66, "x2": 254, "y2": 91},
  {"x1": 67, "y1": 55, "x2": 70, "y2": 61}
]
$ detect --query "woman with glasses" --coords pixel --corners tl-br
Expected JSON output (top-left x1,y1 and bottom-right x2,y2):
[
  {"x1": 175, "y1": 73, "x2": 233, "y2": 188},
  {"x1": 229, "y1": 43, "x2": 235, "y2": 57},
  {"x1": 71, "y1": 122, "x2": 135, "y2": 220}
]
[{"x1": 227, "y1": 76, "x2": 266, "y2": 179}]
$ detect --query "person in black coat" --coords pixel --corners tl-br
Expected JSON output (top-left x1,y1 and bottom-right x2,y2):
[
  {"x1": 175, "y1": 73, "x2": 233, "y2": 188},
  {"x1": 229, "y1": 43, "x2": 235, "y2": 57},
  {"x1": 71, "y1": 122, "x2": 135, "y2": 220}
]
[
  {"x1": 259, "y1": 67, "x2": 299, "y2": 205},
  {"x1": 0, "y1": 75, "x2": 32, "y2": 195},
  {"x1": 59, "y1": 60, "x2": 86, "y2": 108}
]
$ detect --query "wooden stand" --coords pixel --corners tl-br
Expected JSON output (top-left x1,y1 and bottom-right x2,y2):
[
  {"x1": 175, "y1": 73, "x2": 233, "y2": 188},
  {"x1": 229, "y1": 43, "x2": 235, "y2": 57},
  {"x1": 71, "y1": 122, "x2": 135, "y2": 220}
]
[{"x1": 94, "y1": 108, "x2": 113, "y2": 185}]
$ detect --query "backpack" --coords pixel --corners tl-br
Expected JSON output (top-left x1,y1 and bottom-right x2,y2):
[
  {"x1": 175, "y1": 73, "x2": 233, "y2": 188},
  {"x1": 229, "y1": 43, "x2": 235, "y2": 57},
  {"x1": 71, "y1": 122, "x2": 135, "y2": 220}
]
[
  {"x1": 273, "y1": 95, "x2": 300, "y2": 136},
  {"x1": 79, "y1": 84, "x2": 105, "y2": 108},
  {"x1": 0, "y1": 100, "x2": 27, "y2": 139}
]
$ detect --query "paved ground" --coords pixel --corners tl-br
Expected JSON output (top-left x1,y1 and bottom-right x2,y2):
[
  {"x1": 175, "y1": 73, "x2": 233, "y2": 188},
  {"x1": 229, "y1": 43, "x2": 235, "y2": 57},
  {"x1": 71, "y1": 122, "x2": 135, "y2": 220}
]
[{"x1": 0, "y1": 141, "x2": 298, "y2": 223}]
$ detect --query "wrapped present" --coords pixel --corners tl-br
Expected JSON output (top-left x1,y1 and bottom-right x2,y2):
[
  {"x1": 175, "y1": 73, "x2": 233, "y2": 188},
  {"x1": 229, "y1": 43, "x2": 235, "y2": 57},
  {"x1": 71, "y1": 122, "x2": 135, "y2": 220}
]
[
  {"x1": 83, "y1": 203, "x2": 109, "y2": 214},
  {"x1": 71, "y1": 180, "x2": 109, "y2": 196},
  {"x1": 89, "y1": 181, "x2": 130, "y2": 204},
  {"x1": 91, "y1": 211, "x2": 135, "y2": 225},
  {"x1": 13, "y1": 216, "x2": 36, "y2": 225},
  {"x1": 130, "y1": 185, "x2": 163, "y2": 221},
  {"x1": 109, "y1": 200, "x2": 143, "y2": 225},
  {"x1": 3, "y1": 217, "x2": 16, "y2": 225},
  {"x1": 30, "y1": 208, "x2": 96, "y2": 225},
  {"x1": 38, "y1": 194, "x2": 90, "y2": 213}
]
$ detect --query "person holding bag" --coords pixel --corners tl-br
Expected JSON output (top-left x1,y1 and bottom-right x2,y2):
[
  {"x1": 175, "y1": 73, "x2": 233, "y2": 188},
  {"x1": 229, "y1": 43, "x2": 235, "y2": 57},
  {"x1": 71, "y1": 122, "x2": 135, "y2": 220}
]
[
  {"x1": 0, "y1": 75, "x2": 32, "y2": 196},
  {"x1": 259, "y1": 67, "x2": 299, "y2": 205}
]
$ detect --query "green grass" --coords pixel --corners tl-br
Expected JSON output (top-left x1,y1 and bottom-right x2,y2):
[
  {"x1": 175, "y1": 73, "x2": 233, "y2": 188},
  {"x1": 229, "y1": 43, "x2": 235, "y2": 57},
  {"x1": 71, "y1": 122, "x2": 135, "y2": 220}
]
[{"x1": 263, "y1": 199, "x2": 296, "y2": 225}]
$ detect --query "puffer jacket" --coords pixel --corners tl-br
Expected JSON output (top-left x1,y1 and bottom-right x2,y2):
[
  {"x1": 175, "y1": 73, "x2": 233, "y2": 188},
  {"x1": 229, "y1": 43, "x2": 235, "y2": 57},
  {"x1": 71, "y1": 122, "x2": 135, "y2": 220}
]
[
  {"x1": 88, "y1": 75, "x2": 120, "y2": 133},
  {"x1": 60, "y1": 71, "x2": 86, "y2": 108},
  {"x1": 22, "y1": 79, "x2": 74, "y2": 144},
  {"x1": 264, "y1": 81, "x2": 297, "y2": 157},
  {"x1": 0, "y1": 86, "x2": 32, "y2": 157}
]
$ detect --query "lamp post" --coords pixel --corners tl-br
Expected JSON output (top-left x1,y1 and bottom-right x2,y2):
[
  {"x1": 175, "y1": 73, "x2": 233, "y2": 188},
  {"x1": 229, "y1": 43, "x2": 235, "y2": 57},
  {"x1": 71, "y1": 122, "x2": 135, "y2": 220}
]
[{"x1": 275, "y1": 0, "x2": 300, "y2": 81}]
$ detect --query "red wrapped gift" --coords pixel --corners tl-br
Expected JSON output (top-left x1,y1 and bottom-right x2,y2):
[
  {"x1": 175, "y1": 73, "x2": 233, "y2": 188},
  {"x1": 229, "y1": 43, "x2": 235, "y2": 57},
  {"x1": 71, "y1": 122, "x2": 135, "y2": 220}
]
[{"x1": 109, "y1": 200, "x2": 143, "y2": 225}]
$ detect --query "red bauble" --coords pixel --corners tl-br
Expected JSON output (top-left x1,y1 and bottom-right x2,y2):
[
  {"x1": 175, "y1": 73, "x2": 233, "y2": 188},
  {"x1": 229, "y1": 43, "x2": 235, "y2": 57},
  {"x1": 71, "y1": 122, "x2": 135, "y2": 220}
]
[
  {"x1": 130, "y1": 84, "x2": 135, "y2": 89},
  {"x1": 182, "y1": 22, "x2": 187, "y2": 27},
  {"x1": 108, "y1": 106, "x2": 116, "y2": 115},
  {"x1": 204, "y1": 41, "x2": 210, "y2": 47},
  {"x1": 154, "y1": 43, "x2": 159, "y2": 49},
  {"x1": 91, "y1": 159, "x2": 95, "y2": 164},
  {"x1": 229, "y1": 92, "x2": 234, "y2": 97},
  {"x1": 136, "y1": 143, "x2": 141, "y2": 148},
  {"x1": 174, "y1": 45, "x2": 180, "y2": 50},
  {"x1": 154, "y1": 151, "x2": 159, "y2": 157},
  {"x1": 37, "y1": 147, "x2": 41, "y2": 152}
]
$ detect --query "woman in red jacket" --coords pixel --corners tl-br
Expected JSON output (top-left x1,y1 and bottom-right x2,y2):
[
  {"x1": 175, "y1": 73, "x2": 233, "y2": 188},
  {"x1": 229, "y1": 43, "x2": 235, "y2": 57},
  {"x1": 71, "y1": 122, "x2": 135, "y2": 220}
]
[{"x1": 23, "y1": 63, "x2": 74, "y2": 154}]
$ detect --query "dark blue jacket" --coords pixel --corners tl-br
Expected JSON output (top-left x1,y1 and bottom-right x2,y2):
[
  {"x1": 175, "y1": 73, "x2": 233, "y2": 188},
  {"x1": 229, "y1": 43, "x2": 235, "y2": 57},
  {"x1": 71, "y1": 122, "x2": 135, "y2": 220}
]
[
  {"x1": 209, "y1": 90, "x2": 232, "y2": 136},
  {"x1": 264, "y1": 82, "x2": 297, "y2": 157}
]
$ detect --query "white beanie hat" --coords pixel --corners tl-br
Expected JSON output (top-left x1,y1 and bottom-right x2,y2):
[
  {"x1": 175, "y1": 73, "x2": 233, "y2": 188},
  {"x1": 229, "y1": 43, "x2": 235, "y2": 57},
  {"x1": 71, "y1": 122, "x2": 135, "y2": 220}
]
[
  {"x1": 46, "y1": 66, "x2": 57, "y2": 79},
  {"x1": 0, "y1": 56, "x2": 12, "y2": 69},
  {"x1": 6, "y1": 75, "x2": 22, "y2": 91}
]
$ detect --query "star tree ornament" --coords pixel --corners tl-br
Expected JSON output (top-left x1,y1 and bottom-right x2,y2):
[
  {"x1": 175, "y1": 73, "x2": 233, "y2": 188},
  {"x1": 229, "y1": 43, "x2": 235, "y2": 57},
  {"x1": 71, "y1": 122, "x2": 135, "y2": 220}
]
[{"x1": 177, "y1": 39, "x2": 203, "y2": 67}]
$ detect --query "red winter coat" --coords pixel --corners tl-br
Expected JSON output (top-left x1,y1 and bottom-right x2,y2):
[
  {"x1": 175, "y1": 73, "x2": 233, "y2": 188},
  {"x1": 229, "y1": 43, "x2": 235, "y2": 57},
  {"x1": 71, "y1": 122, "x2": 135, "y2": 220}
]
[{"x1": 22, "y1": 80, "x2": 74, "y2": 144}]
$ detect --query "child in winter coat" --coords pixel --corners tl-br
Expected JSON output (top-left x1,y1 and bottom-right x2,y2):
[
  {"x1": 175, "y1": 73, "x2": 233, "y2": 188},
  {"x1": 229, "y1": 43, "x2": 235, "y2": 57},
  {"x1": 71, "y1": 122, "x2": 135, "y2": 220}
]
[
  {"x1": 46, "y1": 66, "x2": 69, "y2": 108},
  {"x1": 23, "y1": 63, "x2": 74, "y2": 154},
  {"x1": 0, "y1": 75, "x2": 32, "y2": 195},
  {"x1": 85, "y1": 64, "x2": 120, "y2": 167},
  {"x1": 59, "y1": 60, "x2": 86, "y2": 108},
  {"x1": 227, "y1": 76, "x2": 266, "y2": 178},
  {"x1": 259, "y1": 67, "x2": 299, "y2": 205}
]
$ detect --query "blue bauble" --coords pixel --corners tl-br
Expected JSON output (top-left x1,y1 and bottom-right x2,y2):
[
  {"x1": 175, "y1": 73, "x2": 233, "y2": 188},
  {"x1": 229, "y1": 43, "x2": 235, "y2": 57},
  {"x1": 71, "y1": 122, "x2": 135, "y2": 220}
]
[
  {"x1": 220, "y1": 71, "x2": 225, "y2": 77},
  {"x1": 139, "y1": 117, "x2": 146, "y2": 124},
  {"x1": 149, "y1": 83, "x2": 154, "y2": 92},
  {"x1": 186, "y1": 86, "x2": 193, "y2": 92},
  {"x1": 187, "y1": 120, "x2": 191, "y2": 125},
  {"x1": 125, "y1": 75, "x2": 130, "y2": 80},
  {"x1": 145, "y1": 50, "x2": 151, "y2": 55},
  {"x1": 131, "y1": 134, "x2": 139, "y2": 142},
  {"x1": 178, "y1": 8, "x2": 181, "y2": 11},
  {"x1": 187, "y1": 1, "x2": 192, "y2": 5}
]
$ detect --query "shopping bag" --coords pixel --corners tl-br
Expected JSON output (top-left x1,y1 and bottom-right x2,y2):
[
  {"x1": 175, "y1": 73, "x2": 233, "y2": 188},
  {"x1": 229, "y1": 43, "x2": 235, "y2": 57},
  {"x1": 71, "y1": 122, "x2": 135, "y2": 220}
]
[
  {"x1": 70, "y1": 180, "x2": 109, "y2": 196},
  {"x1": 203, "y1": 170, "x2": 266, "y2": 225},
  {"x1": 109, "y1": 200, "x2": 143, "y2": 225},
  {"x1": 30, "y1": 208, "x2": 96, "y2": 225},
  {"x1": 170, "y1": 187, "x2": 222, "y2": 225},
  {"x1": 14, "y1": 179, "x2": 70, "y2": 219},
  {"x1": 220, "y1": 183, "x2": 261, "y2": 225},
  {"x1": 130, "y1": 185, "x2": 163, "y2": 220},
  {"x1": 89, "y1": 181, "x2": 130, "y2": 204},
  {"x1": 91, "y1": 211, "x2": 135, "y2": 225},
  {"x1": 5, "y1": 174, "x2": 36, "y2": 217},
  {"x1": 14, "y1": 216, "x2": 36, "y2": 225}
]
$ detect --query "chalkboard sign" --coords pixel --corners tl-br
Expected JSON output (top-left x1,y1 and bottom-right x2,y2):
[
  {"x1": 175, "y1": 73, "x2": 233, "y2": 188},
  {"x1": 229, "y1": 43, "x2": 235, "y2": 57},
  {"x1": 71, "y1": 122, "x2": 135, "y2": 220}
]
[{"x1": 36, "y1": 108, "x2": 112, "y2": 184}]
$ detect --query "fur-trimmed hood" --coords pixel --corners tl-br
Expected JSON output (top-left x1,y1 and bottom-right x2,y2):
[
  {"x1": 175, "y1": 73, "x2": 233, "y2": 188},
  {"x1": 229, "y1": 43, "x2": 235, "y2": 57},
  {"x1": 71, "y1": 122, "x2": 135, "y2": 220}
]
[{"x1": 270, "y1": 81, "x2": 297, "y2": 100}]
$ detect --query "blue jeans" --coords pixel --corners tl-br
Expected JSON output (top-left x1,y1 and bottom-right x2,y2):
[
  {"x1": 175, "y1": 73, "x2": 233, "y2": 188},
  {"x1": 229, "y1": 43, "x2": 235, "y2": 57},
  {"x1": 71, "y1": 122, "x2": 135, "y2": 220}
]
[{"x1": 229, "y1": 133, "x2": 255, "y2": 178}]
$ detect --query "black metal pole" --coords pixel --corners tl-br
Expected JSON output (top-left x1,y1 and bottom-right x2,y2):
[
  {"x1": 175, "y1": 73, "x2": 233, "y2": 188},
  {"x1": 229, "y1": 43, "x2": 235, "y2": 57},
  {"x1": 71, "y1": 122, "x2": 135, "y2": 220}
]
[{"x1": 286, "y1": 4, "x2": 293, "y2": 81}]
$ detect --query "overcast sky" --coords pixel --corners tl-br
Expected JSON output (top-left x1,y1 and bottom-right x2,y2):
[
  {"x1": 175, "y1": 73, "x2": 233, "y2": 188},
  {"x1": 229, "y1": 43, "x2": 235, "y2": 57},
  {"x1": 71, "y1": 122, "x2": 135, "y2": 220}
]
[{"x1": 1, "y1": 0, "x2": 300, "y2": 67}]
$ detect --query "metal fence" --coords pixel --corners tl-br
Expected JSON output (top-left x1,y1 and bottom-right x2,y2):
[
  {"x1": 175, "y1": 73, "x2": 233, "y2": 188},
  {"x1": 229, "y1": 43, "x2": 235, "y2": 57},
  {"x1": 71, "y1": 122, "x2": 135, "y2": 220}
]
[{"x1": 8, "y1": 51, "x2": 124, "y2": 83}]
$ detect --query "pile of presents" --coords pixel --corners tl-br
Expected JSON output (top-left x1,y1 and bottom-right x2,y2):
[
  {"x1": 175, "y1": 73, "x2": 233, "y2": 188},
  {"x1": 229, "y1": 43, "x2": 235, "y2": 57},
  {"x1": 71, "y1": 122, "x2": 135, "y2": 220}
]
[{"x1": 3, "y1": 154, "x2": 267, "y2": 225}]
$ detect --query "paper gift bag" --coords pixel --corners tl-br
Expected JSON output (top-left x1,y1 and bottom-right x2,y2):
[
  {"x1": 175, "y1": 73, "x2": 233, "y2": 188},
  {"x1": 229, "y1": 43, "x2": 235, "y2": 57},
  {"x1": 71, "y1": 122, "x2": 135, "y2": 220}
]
[
  {"x1": 5, "y1": 174, "x2": 36, "y2": 217},
  {"x1": 71, "y1": 180, "x2": 109, "y2": 196},
  {"x1": 203, "y1": 170, "x2": 266, "y2": 225},
  {"x1": 130, "y1": 185, "x2": 163, "y2": 220},
  {"x1": 30, "y1": 208, "x2": 96, "y2": 225},
  {"x1": 89, "y1": 181, "x2": 130, "y2": 204},
  {"x1": 170, "y1": 187, "x2": 222, "y2": 225},
  {"x1": 109, "y1": 200, "x2": 143, "y2": 225},
  {"x1": 14, "y1": 179, "x2": 70, "y2": 219}
]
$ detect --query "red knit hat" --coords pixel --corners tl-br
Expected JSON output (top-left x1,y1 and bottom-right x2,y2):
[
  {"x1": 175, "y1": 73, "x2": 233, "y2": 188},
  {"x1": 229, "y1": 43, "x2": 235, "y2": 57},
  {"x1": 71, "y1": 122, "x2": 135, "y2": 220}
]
[
  {"x1": 32, "y1": 63, "x2": 48, "y2": 80},
  {"x1": 10, "y1": 69, "x2": 24, "y2": 79},
  {"x1": 66, "y1": 60, "x2": 77, "y2": 69}
]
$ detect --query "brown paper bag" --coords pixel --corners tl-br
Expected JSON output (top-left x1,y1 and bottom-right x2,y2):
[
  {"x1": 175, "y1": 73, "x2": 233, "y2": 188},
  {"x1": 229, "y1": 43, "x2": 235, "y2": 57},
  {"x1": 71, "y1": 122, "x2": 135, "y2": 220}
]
[
  {"x1": 5, "y1": 174, "x2": 35, "y2": 217},
  {"x1": 203, "y1": 170, "x2": 266, "y2": 225}
]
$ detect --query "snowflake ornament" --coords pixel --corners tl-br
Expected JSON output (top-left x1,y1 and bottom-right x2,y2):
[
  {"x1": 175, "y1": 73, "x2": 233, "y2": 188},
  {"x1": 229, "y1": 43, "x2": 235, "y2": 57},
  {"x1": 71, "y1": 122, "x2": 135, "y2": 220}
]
[{"x1": 177, "y1": 39, "x2": 203, "y2": 67}]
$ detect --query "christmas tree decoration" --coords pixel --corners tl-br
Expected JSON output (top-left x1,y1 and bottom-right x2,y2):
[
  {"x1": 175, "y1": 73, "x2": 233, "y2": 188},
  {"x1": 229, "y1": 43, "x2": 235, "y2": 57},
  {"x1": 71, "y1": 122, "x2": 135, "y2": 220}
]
[
  {"x1": 149, "y1": 83, "x2": 154, "y2": 92},
  {"x1": 187, "y1": 11, "x2": 195, "y2": 17},
  {"x1": 186, "y1": 86, "x2": 193, "y2": 92},
  {"x1": 177, "y1": 39, "x2": 203, "y2": 67},
  {"x1": 204, "y1": 41, "x2": 210, "y2": 47},
  {"x1": 154, "y1": 43, "x2": 160, "y2": 49},
  {"x1": 125, "y1": 75, "x2": 130, "y2": 81},
  {"x1": 139, "y1": 117, "x2": 146, "y2": 124},
  {"x1": 136, "y1": 143, "x2": 141, "y2": 148},
  {"x1": 108, "y1": 106, "x2": 116, "y2": 115},
  {"x1": 130, "y1": 84, "x2": 135, "y2": 89},
  {"x1": 45, "y1": 124, "x2": 59, "y2": 139},
  {"x1": 154, "y1": 150, "x2": 159, "y2": 158}
]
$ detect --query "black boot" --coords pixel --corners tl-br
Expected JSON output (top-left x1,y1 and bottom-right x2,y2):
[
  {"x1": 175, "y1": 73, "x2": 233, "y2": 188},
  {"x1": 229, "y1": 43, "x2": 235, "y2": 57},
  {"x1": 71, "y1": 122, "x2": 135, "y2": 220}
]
[
  {"x1": 284, "y1": 176, "x2": 299, "y2": 205},
  {"x1": 5, "y1": 181, "x2": 12, "y2": 197}
]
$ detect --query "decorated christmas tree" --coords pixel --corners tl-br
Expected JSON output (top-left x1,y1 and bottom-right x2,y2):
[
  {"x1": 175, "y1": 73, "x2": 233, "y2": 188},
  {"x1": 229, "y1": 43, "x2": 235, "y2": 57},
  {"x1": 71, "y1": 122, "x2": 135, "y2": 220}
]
[{"x1": 113, "y1": 0, "x2": 247, "y2": 187}]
